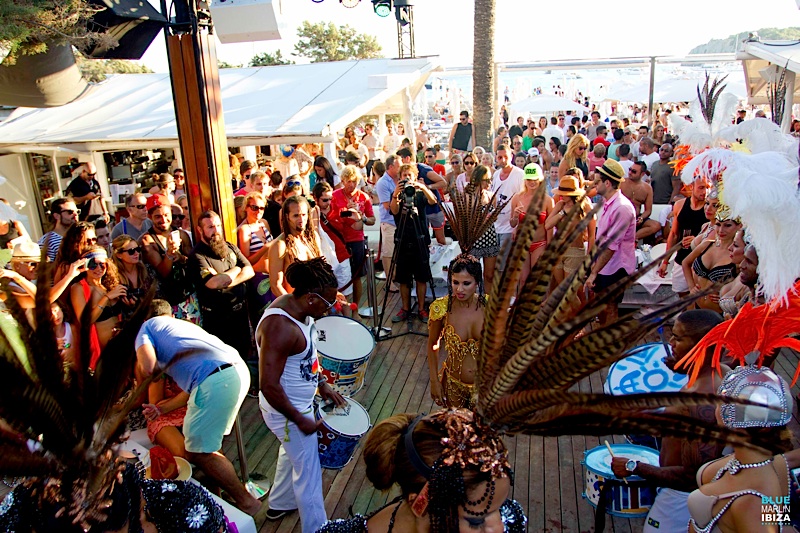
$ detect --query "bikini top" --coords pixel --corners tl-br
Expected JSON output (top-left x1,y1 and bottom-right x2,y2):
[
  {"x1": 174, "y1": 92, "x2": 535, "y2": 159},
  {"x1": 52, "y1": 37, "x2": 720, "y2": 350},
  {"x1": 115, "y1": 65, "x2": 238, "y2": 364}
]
[
  {"x1": 518, "y1": 211, "x2": 548, "y2": 224},
  {"x1": 692, "y1": 244, "x2": 737, "y2": 283},
  {"x1": 687, "y1": 455, "x2": 789, "y2": 533}
]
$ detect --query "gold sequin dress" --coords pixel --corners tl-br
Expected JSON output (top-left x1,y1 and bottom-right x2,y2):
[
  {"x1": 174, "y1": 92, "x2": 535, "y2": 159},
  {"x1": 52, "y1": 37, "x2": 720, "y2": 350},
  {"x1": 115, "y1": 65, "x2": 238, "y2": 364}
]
[{"x1": 429, "y1": 296, "x2": 479, "y2": 409}]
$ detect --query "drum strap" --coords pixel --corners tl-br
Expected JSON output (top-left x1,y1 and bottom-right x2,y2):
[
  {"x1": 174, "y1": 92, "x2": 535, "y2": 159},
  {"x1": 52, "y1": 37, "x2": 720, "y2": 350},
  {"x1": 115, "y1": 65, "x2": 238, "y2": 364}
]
[{"x1": 594, "y1": 481, "x2": 613, "y2": 533}]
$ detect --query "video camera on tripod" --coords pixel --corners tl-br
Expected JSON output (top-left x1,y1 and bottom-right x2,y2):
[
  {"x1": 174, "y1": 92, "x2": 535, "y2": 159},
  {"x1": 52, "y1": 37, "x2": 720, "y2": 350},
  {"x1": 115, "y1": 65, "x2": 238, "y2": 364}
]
[{"x1": 398, "y1": 179, "x2": 417, "y2": 209}]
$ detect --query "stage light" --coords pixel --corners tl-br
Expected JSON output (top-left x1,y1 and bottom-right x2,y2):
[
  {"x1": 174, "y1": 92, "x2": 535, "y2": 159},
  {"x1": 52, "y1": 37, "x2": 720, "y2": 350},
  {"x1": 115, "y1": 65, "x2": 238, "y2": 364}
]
[
  {"x1": 340, "y1": 0, "x2": 360, "y2": 7},
  {"x1": 372, "y1": 0, "x2": 391, "y2": 16}
]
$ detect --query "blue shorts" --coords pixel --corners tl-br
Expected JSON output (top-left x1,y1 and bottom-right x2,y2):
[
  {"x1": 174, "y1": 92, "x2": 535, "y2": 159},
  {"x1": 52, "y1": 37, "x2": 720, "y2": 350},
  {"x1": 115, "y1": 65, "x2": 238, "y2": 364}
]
[{"x1": 183, "y1": 362, "x2": 249, "y2": 454}]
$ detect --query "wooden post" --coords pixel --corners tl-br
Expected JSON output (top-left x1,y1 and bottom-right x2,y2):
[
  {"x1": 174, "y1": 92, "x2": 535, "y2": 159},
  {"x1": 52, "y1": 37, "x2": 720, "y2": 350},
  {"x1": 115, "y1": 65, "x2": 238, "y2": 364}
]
[{"x1": 166, "y1": 31, "x2": 237, "y2": 242}]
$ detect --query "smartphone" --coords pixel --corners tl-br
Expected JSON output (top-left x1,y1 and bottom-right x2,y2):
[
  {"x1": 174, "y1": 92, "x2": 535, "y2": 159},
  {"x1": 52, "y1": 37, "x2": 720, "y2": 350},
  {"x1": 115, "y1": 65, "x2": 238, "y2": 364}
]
[
  {"x1": 340, "y1": 210, "x2": 353, "y2": 217},
  {"x1": 170, "y1": 230, "x2": 180, "y2": 242}
]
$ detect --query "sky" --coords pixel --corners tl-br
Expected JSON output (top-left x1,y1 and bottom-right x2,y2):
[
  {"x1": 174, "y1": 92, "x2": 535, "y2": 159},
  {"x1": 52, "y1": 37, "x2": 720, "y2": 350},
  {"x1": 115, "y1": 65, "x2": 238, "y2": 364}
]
[{"x1": 139, "y1": 0, "x2": 800, "y2": 72}]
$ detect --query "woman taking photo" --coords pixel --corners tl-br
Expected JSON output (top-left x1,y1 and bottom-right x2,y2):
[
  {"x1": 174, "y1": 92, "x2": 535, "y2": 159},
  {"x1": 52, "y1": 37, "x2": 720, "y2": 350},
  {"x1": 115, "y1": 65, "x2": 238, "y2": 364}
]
[
  {"x1": 509, "y1": 164, "x2": 554, "y2": 288},
  {"x1": 427, "y1": 255, "x2": 484, "y2": 409},
  {"x1": 111, "y1": 235, "x2": 154, "y2": 318},
  {"x1": 681, "y1": 209, "x2": 741, "y2": 313},
  {"x1": 70, "y1": 246, "x2": 126, "y2": 371},
  {"x1": 558, "y1": 134, "x2": 590, "y2": 179},
  {"x1": 465, "y1": 165, "x2": 499, "y2": 290},
  {"x1": 237, "y1": 191, "x2": 274, "y2": 326},
  {"x1": 54, "y1": 221, "x2": 96, "y2": 284}
]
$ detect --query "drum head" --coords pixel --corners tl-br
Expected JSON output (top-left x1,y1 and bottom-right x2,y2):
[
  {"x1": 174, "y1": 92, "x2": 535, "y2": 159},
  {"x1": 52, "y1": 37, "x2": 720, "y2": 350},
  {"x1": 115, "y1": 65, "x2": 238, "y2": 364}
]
[
  {"x1": 315, "y1": 316, "x2": 376, "y2": 361},
  {"x1": 318, "y1": 397, "x2": 371, "y2": 437},
  {"x1": 584, "y1": 444, "x2": 659, "y2": 479},
  {"x1": 606, "y1": 343, "x2": 688, "y2": 396}
]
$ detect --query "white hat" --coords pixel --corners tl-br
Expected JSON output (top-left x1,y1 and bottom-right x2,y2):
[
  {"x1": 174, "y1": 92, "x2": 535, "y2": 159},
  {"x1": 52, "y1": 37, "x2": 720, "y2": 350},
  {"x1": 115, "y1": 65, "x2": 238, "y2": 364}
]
[{"x1": 527, "y1": 148, "x2": 540, "y2": 157}]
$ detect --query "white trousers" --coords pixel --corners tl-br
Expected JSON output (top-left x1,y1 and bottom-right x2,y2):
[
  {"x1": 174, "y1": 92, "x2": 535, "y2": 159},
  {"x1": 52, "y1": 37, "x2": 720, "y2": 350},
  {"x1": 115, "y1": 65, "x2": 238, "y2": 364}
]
[
  {"x1": 261, "y1": 406, "x2": 327, "y2": 533},
  {"x1": 643, "y1": 487, "x2": 690, "y2": 532}
]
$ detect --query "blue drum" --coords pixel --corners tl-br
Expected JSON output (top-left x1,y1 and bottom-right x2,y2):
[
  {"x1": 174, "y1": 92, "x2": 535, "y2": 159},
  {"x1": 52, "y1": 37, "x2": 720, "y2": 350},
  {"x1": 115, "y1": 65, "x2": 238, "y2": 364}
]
[
  {"x1": 582, "y1": 444, "x2": 659, "y2": 517},
  {"x1": 604, "y1": 343, "x2": 688, "y2": 450},
  {"x1": 315, "y1": 397, "x2": 371, "y2": 469}
]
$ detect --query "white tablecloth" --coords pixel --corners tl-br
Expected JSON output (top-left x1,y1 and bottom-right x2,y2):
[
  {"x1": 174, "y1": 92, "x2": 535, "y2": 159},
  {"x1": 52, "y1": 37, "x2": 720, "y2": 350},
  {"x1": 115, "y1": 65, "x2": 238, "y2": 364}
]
[{"x1": 637, "y1": 264, "x2": 672, "y2": 294}]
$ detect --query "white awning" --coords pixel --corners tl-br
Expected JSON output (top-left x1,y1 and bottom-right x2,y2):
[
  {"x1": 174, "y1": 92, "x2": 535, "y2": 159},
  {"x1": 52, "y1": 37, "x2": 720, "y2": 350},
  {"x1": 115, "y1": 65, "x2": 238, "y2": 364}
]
[
  {"x1": 738, "y1": 40, "x2": 800, "y2": 105},
  {"x1": 510, "y1": 95, "x2": 589, "y2": 115},
  {"x1": 604, "y1": 77, "x2": 746, "y2": 103},
  {"x1": 0, "y1": 57, "x2": 440, "y2": 151}
]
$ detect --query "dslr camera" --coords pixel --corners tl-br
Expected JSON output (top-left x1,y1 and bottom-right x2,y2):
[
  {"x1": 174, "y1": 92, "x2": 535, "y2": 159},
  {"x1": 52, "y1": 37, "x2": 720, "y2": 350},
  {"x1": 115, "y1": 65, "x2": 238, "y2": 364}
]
[{"x1": 398, "y1": 179, "x2": 417, "y2": 208}]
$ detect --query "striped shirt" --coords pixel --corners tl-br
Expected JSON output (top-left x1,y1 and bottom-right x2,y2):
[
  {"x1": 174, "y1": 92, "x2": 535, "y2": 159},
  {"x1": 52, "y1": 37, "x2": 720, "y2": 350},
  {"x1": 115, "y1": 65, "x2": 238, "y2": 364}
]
[{"x1": 37, "y1": 231, "x2": 62, "y2": 262}]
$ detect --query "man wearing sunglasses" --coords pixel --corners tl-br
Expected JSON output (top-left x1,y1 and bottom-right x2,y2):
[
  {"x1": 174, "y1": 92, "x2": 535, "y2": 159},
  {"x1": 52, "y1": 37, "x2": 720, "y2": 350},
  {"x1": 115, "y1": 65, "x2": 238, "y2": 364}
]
[
  {"x1": 38, "y1": 197, "x2": 78, "y2": 261},
  {"x1": 66, "y1": 162, "x2": 108, "y2": 223},
  {"x1": 447, "y1": 110, "x2": 475, "y2": 155},
  {"x1": 111, "y1": 193, "x2": 152, "y2": 241}
]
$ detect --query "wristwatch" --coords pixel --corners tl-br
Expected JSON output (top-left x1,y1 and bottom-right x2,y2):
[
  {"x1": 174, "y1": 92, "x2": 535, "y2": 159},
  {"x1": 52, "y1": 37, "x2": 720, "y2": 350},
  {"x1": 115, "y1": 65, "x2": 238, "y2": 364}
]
[{"x1": 625, "y1": 459, "x2": 638, "y2": 474}]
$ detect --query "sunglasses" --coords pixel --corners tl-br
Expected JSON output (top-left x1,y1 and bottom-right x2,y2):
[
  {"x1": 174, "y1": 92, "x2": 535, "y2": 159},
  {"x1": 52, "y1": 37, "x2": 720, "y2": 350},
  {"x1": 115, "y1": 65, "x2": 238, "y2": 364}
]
[
  {"x1": 310, "y1": 292, "x2": 336, "y2": 311},
  {"x1": 318, "y1": 197, "x2": 332, "y2": 203},
  {"x1": 60, "y1": 209, "x2": 81, "y2": 215},
  {"x1": 464, "y1": 161, "x2": 475, "y2": 166},
  {"x1": 132, "y1": 204, "x2": 147, "y2": 210},
  {"x1": 450, "y1": 161, "x2": 461, "y2": 165},
  {"x1": 121, "y1": 246, "x2": 141, "y2": 256},
  {"x1": 87, "y1": 258, "x2": 107, "y2": 270},
  {"x1": 87, "y1": 173, "x2": 97, "y2": 177},
  {"x1": 172, "y1": 214, "x2": 186, "y2": 220},
  {"x1": 18, "y1": 261, "x2": 39, "y2": 268},
  {"x1": 286, "y1": 180, "x2": 302, "y2": 188},
  {"x1": 247, "y1": 204, "x2": 265, "y2": 211}
]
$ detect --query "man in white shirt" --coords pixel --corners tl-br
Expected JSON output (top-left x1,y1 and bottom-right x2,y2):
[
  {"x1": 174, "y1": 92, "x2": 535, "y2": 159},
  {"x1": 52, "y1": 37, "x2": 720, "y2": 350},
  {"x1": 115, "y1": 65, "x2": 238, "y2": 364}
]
[
  {"x1": 542, "y1": 116, "x2": 565, "y2": 144},
  {"x1": 383, "y1": 119, "x2": 401, "y2": 156},
  {"x1": 639, "y1": 137, "x2": 660, "y2": 171},
  {"x1": 362, "y1": 122, "x2": 380, "y2": 178},
  {"x1": 491, "y1": 145, "x2": 525, "y2": 273}
]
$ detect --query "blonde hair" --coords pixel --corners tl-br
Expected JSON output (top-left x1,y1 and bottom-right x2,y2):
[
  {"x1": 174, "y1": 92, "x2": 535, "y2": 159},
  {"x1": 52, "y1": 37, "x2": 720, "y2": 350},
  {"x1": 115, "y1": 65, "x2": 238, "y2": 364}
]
[
  {"x1": 398, "y1": 163, "x2": 418, "y2": 178},
  {"x1": 563, "y1": 134, "x2": 589, "y2": 169},
  {"x1": 340, "y1": 165, "x2": 360, "y2": 183}
]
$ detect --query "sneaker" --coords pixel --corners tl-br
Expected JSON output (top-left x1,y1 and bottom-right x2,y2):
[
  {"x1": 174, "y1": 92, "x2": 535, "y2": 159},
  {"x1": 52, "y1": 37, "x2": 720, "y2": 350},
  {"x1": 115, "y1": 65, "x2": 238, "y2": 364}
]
[
  {"x1": 392, "y1": 309, "x2": 410, "y2": 323},
  {"x1": 418, "y1": 308, "x2": 429, "y2": 323},
  {"x1": 265, "y1": 508, "x2": 296, "y2": 520}
]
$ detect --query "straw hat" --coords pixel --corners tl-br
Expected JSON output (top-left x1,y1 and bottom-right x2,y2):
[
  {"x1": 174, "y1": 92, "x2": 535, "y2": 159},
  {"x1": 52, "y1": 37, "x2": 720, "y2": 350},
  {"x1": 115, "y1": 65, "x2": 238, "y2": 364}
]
[
  {"x1": 596, "y1": 159, "x2": 625, "y2": 183},
  {"x1": 11, "y1": 241, "x2": 41, "y2": 261},
  {"x1": 556, "y1": 176, "x2": 583, "y2": 197}
]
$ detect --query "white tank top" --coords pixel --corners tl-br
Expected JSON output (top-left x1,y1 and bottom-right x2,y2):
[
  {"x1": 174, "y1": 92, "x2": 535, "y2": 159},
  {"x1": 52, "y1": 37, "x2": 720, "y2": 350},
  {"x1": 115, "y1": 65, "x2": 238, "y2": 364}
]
[{"x1": 257, "y1": 308, "x2": 319, "y2": 415}]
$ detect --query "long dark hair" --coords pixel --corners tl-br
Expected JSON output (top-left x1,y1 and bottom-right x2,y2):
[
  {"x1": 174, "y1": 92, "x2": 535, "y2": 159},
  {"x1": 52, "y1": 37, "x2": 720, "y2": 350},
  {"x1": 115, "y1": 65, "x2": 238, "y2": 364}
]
[
  {"x1": 313, "y1": 156, "x2": 338, "y2": 187},
  {"x1": 447, "y1": 254, "x2": 485, "y2": 311}
]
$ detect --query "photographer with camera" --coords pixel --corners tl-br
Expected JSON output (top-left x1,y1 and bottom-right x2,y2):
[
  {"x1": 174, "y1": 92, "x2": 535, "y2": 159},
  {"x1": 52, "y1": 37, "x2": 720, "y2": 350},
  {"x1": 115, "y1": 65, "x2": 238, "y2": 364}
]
[
  {"x1": 112, "y1": 234, "x2": 155, "y2": 320},
  {"x1": 389, "y1": 164, "x2": 438, "y2": 323}
]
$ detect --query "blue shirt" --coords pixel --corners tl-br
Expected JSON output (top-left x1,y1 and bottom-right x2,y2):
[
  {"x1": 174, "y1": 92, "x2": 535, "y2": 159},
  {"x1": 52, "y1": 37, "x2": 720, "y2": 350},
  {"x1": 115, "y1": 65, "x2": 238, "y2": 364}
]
[
  {"x1": 416, "y1": 163, "x2": 442, "y2": 215},
  {"x1": 135, "y1": 316, "x2": 240, "y2": 392},
  {"x1": 376, "y1": 172, "x2": 397, "y2": 227}
]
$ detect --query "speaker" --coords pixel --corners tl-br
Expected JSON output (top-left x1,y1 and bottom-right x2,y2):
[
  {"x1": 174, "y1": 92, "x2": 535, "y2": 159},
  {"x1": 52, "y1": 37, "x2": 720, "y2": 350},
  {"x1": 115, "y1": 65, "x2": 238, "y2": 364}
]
[
  {"x1": 0, "y1": 43, "x2": 91, "y2": 107},
  {"x1": 84, "y1": 0, "x2": 168, "y2": 60},
  {"x1": 209, "y1": 0, "x2": 286, "y2": 44}
]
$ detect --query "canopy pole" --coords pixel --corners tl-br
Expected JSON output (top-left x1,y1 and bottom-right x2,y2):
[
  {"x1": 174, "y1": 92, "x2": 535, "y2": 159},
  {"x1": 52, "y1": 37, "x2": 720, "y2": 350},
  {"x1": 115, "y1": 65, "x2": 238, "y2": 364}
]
[{"x1": 648, "y1": 56, "x2": 656, "y2": 127}]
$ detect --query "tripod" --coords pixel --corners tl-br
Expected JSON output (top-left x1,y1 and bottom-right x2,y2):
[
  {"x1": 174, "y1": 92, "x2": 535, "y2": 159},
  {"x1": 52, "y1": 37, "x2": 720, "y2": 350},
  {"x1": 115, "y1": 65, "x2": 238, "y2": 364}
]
[{"x1": 375, "y1": 198, "x2": 436, "y2": 341}]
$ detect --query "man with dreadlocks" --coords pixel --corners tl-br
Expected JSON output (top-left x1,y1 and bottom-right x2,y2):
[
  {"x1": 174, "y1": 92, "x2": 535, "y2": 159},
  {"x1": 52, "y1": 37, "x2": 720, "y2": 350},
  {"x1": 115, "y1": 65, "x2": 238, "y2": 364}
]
[
  {"x1": 256, "y1": 258, "x2": 346, "y2": 531},
  {"x1": 268, "y1": 195, "x2": 323, "y2": 299}
]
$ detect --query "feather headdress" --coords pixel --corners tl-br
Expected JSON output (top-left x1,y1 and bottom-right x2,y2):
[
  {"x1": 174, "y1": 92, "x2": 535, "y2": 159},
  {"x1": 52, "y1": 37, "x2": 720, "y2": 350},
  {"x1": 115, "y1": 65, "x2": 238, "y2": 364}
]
[
  {"x1": 0, "y1": 256, "x2": 156, "y2": 530},
  {"x1": 460, "y1": 189, "x2": 771, "y2": 450},
  {"x1": 439, "y1": 185, "x2": 509, "y2": 254}
]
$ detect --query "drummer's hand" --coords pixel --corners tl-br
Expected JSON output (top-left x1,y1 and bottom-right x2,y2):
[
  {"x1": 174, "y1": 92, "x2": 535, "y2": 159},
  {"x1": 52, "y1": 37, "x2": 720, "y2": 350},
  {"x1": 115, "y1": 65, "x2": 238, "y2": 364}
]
[
  {"x1": 611, "y1": 457, "x2": 632, "y2": 478},
  {"x1": 296, "y1": 415, "x2": 320, "y2": 435},
  {"x1": 319, "y1": 381, "x2": 347, "y2": 408}
]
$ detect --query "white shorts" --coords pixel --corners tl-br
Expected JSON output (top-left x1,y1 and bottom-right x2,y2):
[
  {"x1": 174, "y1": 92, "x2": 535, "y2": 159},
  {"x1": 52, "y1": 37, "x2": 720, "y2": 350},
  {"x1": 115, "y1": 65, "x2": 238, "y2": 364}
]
[
  {"x1": 671, "y1": 261, "x2": 689, "y2": 293},
  {"x1": 334, "y1": 260, "x2": 353, "y2": 297},
  {"x1": 380, "y1": 222, "x2": 396, "y2": 259}
]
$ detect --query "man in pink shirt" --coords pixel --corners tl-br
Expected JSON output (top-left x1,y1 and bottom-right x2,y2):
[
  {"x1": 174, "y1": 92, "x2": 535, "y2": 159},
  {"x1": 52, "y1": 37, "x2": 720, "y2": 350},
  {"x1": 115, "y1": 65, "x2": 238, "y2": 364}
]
[
  {"x1": 586, "y1": 159, "x2": 636, "y2": 326},
  {"x1": 329, "y1": 165, "x2": 376, "y2": 306}
]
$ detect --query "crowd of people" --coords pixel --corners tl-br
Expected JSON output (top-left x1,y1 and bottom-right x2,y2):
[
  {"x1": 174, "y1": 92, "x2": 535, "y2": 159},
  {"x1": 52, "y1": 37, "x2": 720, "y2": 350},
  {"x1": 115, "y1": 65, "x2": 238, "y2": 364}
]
[{"x1": 0, "y1": 98, "x2": 797, "y2": 533}]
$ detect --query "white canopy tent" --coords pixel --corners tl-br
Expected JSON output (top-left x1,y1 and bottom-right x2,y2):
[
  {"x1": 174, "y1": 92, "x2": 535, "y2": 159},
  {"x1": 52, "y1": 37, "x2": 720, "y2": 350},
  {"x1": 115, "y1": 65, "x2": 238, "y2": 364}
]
[
  {"x1": 509, "y1": 95, "x2": 589, "y2": 116},
  {"x1": 0, "y1": 57, "x2": 440, "y2": 152},
  {"x1": 604, "y1": 77, "x2": 747, "y2": 103},
  {"x1": 737, "y1": 39, "x2": 800, "y2": 132}
]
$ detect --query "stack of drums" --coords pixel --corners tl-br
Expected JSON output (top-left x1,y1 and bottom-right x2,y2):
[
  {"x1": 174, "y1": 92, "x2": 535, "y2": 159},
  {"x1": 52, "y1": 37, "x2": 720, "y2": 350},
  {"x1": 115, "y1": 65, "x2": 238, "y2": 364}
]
[{"x1": 314, "y1": 316, "x2": 376, "y2": 469}]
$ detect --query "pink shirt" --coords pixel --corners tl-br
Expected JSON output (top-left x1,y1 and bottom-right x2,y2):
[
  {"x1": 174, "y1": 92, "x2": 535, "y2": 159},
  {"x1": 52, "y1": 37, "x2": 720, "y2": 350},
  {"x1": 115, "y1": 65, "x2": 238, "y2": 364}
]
[
  {"x1": 597, "y1": 190, "x2": 637, "y2": 276},
  {"x1": 329, "y1": 188, "x2": 374, "y2": 243}
]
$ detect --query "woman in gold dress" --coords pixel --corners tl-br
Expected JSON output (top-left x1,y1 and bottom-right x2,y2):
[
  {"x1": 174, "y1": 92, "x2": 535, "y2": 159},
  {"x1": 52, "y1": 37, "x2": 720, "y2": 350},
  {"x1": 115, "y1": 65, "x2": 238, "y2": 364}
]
[{"x1": 427, "y1": 254, "x2": 485, "y2": 408}]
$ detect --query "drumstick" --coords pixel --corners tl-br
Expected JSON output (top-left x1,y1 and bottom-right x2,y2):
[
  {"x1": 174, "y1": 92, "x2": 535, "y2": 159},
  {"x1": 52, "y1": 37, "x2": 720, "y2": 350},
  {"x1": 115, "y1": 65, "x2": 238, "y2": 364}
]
[{"x1": 604, "y1": 440, "x2": 628, "y2": 485}]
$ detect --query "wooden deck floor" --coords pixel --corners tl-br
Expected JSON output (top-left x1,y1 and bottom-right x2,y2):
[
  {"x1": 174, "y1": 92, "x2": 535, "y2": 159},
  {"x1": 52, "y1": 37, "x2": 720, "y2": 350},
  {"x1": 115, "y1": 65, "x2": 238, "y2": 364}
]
[{"x1": 221, "y1": 280, "x2": 681, "y2": 533}]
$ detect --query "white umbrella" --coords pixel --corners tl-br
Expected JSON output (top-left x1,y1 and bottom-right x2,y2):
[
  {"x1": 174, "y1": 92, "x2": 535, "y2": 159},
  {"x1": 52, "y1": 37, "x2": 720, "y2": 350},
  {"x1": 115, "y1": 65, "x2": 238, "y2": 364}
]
[
  {"x1": 510, "y1": 95, "x2": 589, "y2": 116},
  {"x1": 605, "y1": 78, "x2": 746, "y2": 103}
]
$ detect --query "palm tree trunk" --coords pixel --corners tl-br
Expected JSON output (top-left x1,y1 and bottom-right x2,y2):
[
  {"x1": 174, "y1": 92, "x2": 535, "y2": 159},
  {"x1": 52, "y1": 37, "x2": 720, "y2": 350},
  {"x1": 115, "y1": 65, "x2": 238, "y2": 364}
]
[{"x1": 472, "y1": 0, "x2": 496, "y2": 151}]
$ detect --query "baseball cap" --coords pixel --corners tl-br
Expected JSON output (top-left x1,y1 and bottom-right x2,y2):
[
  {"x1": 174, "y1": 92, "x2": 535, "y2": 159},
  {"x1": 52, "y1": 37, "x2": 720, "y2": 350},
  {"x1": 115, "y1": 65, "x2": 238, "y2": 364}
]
[
  {"x1": 146, "y1": 194, "x2": 170, "y2": 213},
  {"x1": 527, "y1": 148, "x2": 540, "y2": 158},
  {"x1": 524, "y1": 163, "x2": 544, "y2": 181}
]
